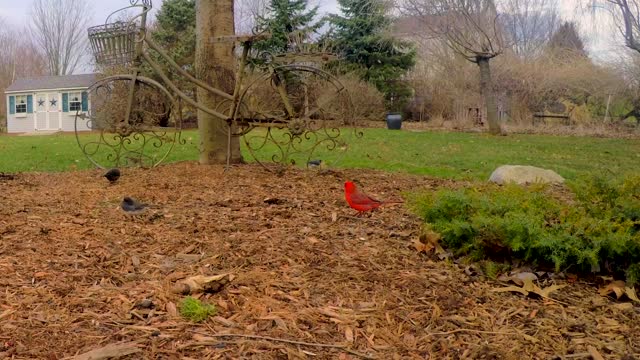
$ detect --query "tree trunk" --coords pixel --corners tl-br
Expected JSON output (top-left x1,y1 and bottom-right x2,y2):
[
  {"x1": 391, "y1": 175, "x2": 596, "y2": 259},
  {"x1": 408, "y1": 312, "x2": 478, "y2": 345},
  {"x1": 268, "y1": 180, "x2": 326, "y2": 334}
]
[
  {"x1": 195, "y1": 0, "x2": 243, "y2": 164},
  {"x1": 477, "y1": 57, "x2": 502, "y2": 135}
]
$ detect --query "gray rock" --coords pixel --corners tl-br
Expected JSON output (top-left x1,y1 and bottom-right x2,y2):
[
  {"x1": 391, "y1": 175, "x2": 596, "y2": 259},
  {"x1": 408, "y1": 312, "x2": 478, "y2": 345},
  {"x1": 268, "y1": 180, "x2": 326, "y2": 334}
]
[{"x1": 489, "y1": 165, "x2": 564, "y2": 185}]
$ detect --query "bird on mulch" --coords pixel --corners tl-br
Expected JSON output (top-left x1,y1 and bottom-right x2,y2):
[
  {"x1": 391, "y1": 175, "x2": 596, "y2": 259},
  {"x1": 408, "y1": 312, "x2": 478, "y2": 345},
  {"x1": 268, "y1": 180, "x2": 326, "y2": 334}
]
[
  {"x1": 121, "y1": 196, "x2": 156, "y2": 215},
  {"x1": 344, "y1": 181, "x2": 403, "y2": 214},
  {"x1": 104, "y1": 168, "x2": 121, "y2": 184}
]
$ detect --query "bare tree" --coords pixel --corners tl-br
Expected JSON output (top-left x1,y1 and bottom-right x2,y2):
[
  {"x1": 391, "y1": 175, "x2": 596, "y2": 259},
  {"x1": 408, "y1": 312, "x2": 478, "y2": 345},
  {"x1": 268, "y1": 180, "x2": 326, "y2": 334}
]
[
  {"x1": 592, "y1": 1, "x2": 640, "y2": 123},
  {"x1": 601, "y1": 0, "x2": 640, "y2": 52},
  {"x1": 501, "y1": 0, "x2": 560, "y2": 58},
  {"x1": 0, "y1": 18, "x2": 47, "y2": 128},
  {"x1": 400, "y1": 0, "x2": 505, "y2": 134},
  {"x1": 236, "y1": 0, "x2": 269, "y2": 34},
  {"x1": 29, "y1": 0, "x2": 92, "y2": 75}
]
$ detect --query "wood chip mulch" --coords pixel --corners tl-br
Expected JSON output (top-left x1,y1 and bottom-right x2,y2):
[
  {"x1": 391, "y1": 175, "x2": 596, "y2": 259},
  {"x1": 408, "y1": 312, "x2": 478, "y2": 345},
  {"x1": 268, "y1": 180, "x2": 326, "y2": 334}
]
[{"x1": 0, "y1": 162, "x2": 638, "y2": 359}]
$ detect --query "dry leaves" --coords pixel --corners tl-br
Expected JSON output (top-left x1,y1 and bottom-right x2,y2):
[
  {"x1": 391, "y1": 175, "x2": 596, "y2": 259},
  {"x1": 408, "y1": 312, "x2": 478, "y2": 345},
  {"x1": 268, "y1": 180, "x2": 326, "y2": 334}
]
[
  {"x1": 493, "y1": 272, "x2": 566, "y2": 299},
  {"x1": 2, "y1": 162, "x2": 639, "y2": 359},
  {"x1": 598, "y1": 280, "x2": 640, "y2": 303},
  {"x1": 67, "y1": 341, "x2": 141, "y2": 360},
  {"x1": 411, "y1": 227, "x2": 447, "y2": 257},
  {"x1": 172, "y1": 274, "x2": 233, "y2": 295}
]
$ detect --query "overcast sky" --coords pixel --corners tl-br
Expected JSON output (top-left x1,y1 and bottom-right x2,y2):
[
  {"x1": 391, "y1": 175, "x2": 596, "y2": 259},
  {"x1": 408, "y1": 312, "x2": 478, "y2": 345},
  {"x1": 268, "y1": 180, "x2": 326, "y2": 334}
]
[{"x1": 0, "y1": 0, "x2": 624, "y2": 70}]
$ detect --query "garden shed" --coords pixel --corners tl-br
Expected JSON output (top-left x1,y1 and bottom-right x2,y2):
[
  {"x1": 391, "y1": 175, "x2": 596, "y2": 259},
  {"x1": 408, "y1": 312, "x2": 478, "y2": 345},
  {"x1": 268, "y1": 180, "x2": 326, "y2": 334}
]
[{"x1": 5, "y1": 74, "x2": 97, "y2": 133}]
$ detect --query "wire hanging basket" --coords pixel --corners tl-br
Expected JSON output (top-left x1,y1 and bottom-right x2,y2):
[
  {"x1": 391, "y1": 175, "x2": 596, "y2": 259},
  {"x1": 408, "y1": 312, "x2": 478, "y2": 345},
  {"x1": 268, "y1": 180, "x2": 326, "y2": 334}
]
[{"x1": 88, "y1": 21, "x2": 138, "y2": 67}]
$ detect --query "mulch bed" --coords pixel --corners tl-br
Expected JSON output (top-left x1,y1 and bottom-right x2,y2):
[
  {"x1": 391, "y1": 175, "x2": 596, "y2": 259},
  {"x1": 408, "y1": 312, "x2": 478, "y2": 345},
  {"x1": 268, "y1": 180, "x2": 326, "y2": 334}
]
[{"x1": 0, "y1": 162, "x2": 638, "y2": 359}]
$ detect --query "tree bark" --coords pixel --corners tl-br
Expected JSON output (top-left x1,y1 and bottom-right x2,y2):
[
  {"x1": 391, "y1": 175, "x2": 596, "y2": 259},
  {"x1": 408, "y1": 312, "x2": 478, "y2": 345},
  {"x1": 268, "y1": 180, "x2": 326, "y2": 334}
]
[
  {"x1": 195, "y1": 0, "x2": 243, "y2": 164},
  {"x1": 477, "y1": 56, "x2": 502, "y2": 135}
]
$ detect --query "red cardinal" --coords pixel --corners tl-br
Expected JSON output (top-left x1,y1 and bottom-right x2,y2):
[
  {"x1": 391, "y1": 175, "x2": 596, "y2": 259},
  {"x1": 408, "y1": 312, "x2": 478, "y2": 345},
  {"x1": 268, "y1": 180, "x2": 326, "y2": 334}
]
[{"x1": 344, "y1": 181, "x2": 403, "y2": 213}]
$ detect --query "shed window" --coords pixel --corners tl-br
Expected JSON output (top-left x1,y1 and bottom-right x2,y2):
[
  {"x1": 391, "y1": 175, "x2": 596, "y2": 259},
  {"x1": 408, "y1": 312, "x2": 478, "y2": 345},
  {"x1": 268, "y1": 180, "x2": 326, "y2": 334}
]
[
  {"x1": 69, "y1": 92, "x2": 82, "y2": 112},
  {"x1": 15, "y1": 95, "x2": 27, "y2": 113}
]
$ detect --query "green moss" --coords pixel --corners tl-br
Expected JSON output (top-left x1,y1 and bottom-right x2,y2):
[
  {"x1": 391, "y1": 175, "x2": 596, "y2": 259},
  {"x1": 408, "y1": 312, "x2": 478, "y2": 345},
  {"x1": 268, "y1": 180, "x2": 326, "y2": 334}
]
[{"x1": 179, "y1": 296, "x2": 216, "y2": 323}]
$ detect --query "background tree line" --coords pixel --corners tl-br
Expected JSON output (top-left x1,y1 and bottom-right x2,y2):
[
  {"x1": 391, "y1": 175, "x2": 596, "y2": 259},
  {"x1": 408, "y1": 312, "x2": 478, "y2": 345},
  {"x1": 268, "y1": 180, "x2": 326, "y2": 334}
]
[
  {"x1": 4, "y1": 0, "x2": 640, "y2": 133},
  {"x1": 96, "y1": 0, "x2": 640, "y2": 132}
]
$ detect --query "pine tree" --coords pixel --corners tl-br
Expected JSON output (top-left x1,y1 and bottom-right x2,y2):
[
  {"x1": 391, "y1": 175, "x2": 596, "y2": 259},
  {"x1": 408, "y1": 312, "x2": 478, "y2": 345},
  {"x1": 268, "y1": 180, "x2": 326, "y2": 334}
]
[
  {"x1": 328, "y1": 0, "x2": 415, "y2": 111},
  {"x1": 548, "y1": 21, "x2": 587, "y2": 58},
  {"x1": 254, "y1": 0, "x2": 323, "y2": 55},
  {"x1": 152, "y1": 0, "x2": 196, "y2": 71}
]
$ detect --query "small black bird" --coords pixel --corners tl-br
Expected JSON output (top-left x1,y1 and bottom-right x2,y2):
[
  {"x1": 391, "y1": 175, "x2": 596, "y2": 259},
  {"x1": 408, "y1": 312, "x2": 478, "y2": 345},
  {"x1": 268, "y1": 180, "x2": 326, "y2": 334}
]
[
  {"x1": 104, "y1": 168, "x2": 121, "y2": 183},
  {"x1": 121, "y1": 196, "x2": 151, "y2": 215},
  {"x1": 308, "y1": 159, "x2": 323, "y2": 168}
]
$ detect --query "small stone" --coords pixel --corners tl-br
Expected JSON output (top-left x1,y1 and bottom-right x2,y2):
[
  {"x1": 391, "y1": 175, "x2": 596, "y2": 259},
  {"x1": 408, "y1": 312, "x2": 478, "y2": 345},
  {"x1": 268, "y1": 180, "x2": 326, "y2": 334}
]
[{"x1": 137, "y1": 299, "x2": 153, "y2": 309}]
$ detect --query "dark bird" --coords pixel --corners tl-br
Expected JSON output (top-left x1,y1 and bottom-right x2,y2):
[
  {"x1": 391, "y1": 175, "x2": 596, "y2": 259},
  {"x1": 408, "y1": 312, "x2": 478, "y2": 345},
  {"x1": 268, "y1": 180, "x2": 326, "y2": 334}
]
[
  {"x1": 121, "y1": 196, "x2": 152, "y2": 215},
  {"x1": 308, "y1": 159, "x2": 323, "y2": 168},
  {"x1": 104, "y1": 168, "x2": 121, "y2": 183}
]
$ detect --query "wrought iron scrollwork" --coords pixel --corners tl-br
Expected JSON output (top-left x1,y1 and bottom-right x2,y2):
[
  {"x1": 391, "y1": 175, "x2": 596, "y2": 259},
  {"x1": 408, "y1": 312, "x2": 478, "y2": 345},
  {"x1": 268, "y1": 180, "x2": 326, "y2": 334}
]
[
  {"x1": 75, "y1": 75, "x2": 184, "y2": 169},
  {"x1": 235, "y1": 64, "x2": 361, "y2": 170},
  {"x1": 128, "y1": 0, "x2": 152, "y2": 7}
]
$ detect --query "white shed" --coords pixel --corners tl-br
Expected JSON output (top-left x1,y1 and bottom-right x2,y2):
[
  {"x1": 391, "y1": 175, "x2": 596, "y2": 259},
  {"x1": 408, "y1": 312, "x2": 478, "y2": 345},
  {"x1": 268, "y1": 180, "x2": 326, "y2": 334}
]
[{"x1": 5, "y1": 74, "x2": 97, "y2": 133}]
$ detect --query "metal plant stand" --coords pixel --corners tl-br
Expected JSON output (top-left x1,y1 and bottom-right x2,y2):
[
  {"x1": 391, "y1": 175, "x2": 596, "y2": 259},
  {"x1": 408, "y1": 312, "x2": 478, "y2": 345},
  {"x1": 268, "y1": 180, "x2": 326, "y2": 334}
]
[{"x1": 75, "y1": 0, "x2": 359, "y2": 170}]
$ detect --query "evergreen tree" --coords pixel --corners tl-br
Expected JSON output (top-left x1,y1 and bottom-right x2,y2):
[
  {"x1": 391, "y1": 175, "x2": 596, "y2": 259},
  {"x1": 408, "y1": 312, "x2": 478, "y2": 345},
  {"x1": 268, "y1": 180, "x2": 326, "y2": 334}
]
[
  {"x1": 548, "y1": 21, "x2": 587, "y2": 58},
  {"x1": 148, "y1": 0, "x2": 197, "y2": 122},
  {"x1": 328, "y1": 0, "x2": 415, "y2": 111},
  {"x1": 151, "y1": 0, "x2": 196, "y2": 71},
  {"x1": 254, "y1": 0, "x2": 323, "y2": 55}
]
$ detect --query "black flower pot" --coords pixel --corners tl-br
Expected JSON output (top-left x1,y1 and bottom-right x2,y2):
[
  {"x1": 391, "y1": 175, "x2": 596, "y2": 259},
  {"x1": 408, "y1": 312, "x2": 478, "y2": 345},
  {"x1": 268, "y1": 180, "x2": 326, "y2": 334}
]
[{"x1": 386, "y1": 113, "x2": 403, "y2": 130}]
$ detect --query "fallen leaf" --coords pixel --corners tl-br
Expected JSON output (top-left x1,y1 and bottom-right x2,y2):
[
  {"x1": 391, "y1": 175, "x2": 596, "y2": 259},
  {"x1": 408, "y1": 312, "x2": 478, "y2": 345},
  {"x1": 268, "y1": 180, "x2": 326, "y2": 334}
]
[
  {"x1": 345, "y1": 326, "x2": 354, "y2": 343},
  {"x1": 587, "y1": 345, "x2": 604, "y2": 360},
  {"x1": 0, "y1": 309, "x2": 15, "y2": 320},
  {"x1": 260, "y1": 315, "x2": 288, "y2": 331},
  {"x1": 512, "y1": 272, "x2": 538, "y2": 287},
  {"x1": 535, "y1": 284, "x2": 566, "y2": 298},
  {"x1": 598, "y1": 280, "x2": 625, "y2": 299},
  {"x1": 411, "y1": 238, "x2": 434, "y2": 253},
  {"x1": 165, "y1": 302, "x2": 177, "y2": 317},
  {"x1": 306, "y1": 236, "x2": 320, "y2": 244},
  {"x1": 173, "y1": 273, "x2": 232, "y2": 295},
  {"x1": 492, "y1": 279, "x2": 566, "y2": 300},
  {"x1": 521, "y1": 277, "x2": 536, "y2": 292},
  {"x1": 69, "y1": 341, "x2": 141, "y2": 360},
  {"x1": 522, "y1": 333, "x2": 539, "y2": 343},
  {"x1": 213, "y1": 316, "x2": 238, "y2": 327},
  {"x1": 613, "y1": 303, "x2": 634, "y2": 312},
  {"x1": 492, "y1": 285, "x2": 530, "y2": 296},
  {"x1": 331, "y1": 212, "x2": 338, "y2": 222},
  {"x1": 625, "y1": 286, "x2": 640, "y2": 303}
]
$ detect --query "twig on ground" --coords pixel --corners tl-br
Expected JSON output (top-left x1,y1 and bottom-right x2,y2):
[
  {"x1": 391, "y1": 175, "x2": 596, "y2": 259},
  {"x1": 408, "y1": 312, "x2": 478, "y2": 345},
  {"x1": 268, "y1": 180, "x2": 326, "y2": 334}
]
[
  {"x1": 426, "y1": 328, "x2": 518, "y2": 336},
  {"x1": 188, "y1": 330, "x2": 376, "y2": 359},
  {"x1": 553, "y1": 353, "x2": 590, "y2": 359}
]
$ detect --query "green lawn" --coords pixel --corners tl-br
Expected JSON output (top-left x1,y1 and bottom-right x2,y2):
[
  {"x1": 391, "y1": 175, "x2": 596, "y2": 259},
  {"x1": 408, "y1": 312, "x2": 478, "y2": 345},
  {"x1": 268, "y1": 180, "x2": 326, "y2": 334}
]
[{"x1": 1, "y1": 128, "x2": 639, "y2": 181}]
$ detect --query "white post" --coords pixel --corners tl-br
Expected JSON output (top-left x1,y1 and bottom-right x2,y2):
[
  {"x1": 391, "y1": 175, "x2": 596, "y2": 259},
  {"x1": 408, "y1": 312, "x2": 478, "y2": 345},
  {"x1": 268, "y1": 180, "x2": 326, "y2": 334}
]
[{"x1": 604, "y1": 94, "x2": 612, "y2": 123}]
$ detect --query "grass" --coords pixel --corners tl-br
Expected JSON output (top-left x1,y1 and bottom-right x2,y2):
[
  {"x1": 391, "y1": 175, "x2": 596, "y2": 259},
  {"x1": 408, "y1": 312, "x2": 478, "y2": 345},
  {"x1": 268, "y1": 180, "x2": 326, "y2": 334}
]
[{"x1": 1, "y1": 128, "x2": 639, "y2": 181}]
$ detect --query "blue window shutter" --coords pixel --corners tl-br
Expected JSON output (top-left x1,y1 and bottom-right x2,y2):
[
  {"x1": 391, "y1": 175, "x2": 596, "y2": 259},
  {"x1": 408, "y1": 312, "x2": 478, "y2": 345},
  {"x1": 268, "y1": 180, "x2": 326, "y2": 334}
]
[
  {"x1": 9, "y1": 96, "x2": 15, "y2": 114},
  {"x1": 81, "y1": 91, "x2": 88, "y2": 111},
  {"x1": 27, "y1": 95, "x2": 33, "y2": 113},
  {"x1": 62, "y1": 93, "x2": 69, "y2": 112}
]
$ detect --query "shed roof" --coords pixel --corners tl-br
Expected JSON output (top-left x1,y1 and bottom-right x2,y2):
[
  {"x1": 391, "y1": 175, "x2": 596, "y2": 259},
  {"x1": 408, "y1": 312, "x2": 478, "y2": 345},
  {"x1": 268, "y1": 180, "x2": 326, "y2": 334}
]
[{"x1": 6, "y1": 73, "x2": 97, "y2": 92}]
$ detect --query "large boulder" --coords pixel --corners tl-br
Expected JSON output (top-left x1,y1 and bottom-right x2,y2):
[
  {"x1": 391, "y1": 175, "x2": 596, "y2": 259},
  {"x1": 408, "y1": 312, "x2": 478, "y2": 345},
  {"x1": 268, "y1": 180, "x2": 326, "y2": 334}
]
[{"x1": 489, "y1": 165, "x2": 564, "y2": 185}]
